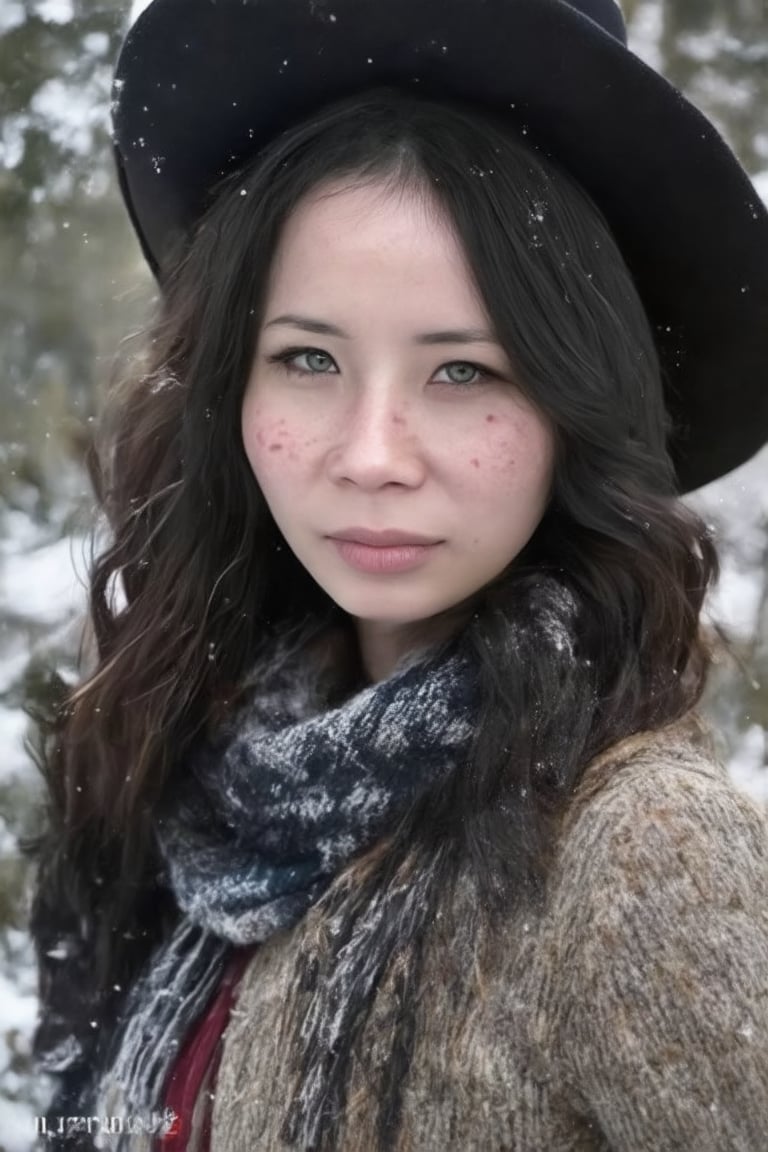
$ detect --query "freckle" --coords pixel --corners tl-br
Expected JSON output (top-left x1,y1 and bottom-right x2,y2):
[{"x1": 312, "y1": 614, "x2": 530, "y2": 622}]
[
  {"x1": 268, "y1": 443, "x2": 283, "y2": 452},
  {"x1": 392, "y1": 413, "x2": 406, "y2": 425},
  {"x1": 470, "y1": 458, "x2": 480, "y2": 468},
  {"x1": 485, "y1": 414, "x2": 496, "y2": 423}
]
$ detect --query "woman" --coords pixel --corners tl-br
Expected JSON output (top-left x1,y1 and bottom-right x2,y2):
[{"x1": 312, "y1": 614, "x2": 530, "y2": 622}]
[{"x1": 26, "y1": 0, "x2": 768, "y2": 1149}]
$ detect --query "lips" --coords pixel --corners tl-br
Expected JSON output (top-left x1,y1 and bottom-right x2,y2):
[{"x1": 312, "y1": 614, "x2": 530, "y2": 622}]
[{"x1": 328, "y1": 527, "x2": 441, "y2": 546}]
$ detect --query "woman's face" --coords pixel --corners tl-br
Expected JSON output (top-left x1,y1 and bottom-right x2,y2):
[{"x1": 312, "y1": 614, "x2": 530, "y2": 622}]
[{"x1": 243, "y1": 179, "x2": 555, "y2": 680}]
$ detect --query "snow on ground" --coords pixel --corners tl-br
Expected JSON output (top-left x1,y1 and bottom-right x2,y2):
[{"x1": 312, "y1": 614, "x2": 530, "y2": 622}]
[
  {"x1": 0, "y1": 1097, "x2": 39, "y2": 1152},
  {"x1": 0, "y1": 923, "x2": 52, "y2": 1152},
  {"x1": 692, "y1": 443, "x2": 768, "y2": 635},
  {"x1": 0, "y1": 514, "x2": 88, "y2": 629},
  {"x1": 0, "y1": 508, "x2": 89, "y2": 784},
  {"x1": 0, "y1": 505, "x2": 91, "y2": 1149},
  {"x1": 730, "y1": 724, "x2": 768, "y2": 807}
]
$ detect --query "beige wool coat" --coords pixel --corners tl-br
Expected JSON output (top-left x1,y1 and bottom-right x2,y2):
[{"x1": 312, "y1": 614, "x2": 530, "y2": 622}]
[{"x1": 205, "y1": 710, "x2": 768, "y2": 1152}]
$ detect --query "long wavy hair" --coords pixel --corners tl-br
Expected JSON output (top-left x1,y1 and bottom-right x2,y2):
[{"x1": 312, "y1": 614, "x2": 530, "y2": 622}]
[{"x1": 24, "y1": 87, "x2": 719, "y2": 1144}]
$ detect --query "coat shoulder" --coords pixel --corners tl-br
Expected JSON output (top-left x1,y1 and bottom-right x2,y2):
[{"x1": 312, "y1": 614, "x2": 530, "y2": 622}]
[
  {"x1": 550, "y1": 708, "x2": 768, "y2": 928},
  {"x1": 561, "y1": 708, "x2": 764, "y2": 846},
  {"x1": 543, "y1": 716, "x2": 768, "y2": 1151}
]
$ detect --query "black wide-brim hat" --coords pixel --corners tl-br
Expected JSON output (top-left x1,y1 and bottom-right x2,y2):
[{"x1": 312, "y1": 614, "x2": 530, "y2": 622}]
[{"x1": 111, "y1": 0, "x2": 768, "y2": 494}]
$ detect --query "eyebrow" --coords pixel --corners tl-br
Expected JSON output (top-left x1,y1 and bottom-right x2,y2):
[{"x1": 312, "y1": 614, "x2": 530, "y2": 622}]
[{"x1": 263, "y1": 313, "x2": 502, "y2": 346}]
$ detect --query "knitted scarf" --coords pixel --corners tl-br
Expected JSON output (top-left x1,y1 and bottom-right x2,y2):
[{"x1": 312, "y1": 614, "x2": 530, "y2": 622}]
[
  {"x1": 33, "y1": 575, "x2": 582, "y2": 1151},
  {"x1": 86, "y1": 612, "x2": 488, "y2": 1149}
]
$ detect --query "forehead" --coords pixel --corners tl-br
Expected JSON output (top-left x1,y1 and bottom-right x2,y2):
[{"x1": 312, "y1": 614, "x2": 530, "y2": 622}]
[
  {"x1": 295, "y1": 175, "x2": 443, "y2": 222},
  {"x1": 262, "y1": 193, "x2": 496, "y2": 344},
  {"x1": 266, "y1": 178, "x2": 481, "y2": 300}
]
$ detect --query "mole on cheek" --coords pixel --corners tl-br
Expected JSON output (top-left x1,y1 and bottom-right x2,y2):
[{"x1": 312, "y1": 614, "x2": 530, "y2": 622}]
[
  {"x1": 485, "y1": 414, "x2": 496, "y2": 423},
  {"x1": 470, "y1": 458, "x2": 480, "y2": 468},
  {"x1": 256, "y1": 428, "x2": 284, "y2": 453},
  {"x1": 262, "y1": 420, "x2": 291, "y2": 454},
  {"x1": 266, "y1": 429, "x2": 287, "y2": 452}
]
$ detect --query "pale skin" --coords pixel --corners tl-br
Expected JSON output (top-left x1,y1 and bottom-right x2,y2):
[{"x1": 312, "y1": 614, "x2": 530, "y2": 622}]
[{"x1": 242, "y1": 178, "x2": 556, "y2": 682}]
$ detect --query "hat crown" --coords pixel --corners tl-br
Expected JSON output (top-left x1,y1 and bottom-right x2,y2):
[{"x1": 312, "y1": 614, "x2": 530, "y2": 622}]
[{"x1": 121, "y1": 0, "x2": 629, "y2": 54}]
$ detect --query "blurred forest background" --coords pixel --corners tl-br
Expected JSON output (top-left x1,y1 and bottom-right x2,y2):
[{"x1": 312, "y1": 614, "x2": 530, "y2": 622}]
[{"x1": 1, "y1": 0, "x2": 767, "y2": 1148}]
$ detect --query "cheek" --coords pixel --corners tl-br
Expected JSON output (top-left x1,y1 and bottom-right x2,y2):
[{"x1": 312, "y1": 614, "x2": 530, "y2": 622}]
[
  {"x1": 242, "y1": 399, "x2": 304, "y2": 473},
  {"x1": 473, "y1": 412, "x2": 554, "y2": 490}
]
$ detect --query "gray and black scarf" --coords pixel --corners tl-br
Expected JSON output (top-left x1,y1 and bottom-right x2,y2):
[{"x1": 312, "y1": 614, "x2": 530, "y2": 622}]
[
  {"x1": 42, "y1": 576, "x2": 580, "y2": 1149},
  {"x1": 85, "y1": 614, "x2": 489, "y2": 1148}
]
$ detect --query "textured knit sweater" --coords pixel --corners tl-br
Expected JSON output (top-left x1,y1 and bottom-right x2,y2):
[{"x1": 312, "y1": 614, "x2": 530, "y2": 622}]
[{"x1": 206, "y1": 710, "x2": 768, "y2": 1152}]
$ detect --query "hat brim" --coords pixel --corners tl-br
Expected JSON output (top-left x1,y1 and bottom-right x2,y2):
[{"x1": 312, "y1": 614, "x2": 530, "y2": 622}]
[{"x1": 112, "y1": 0, "x2": 768, "y2": 493}]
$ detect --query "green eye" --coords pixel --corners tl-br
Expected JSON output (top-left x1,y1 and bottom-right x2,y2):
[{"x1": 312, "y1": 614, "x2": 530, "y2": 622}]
[
  {"x1": 441, "y1": 362, "x2": 482, "y2": 386},
  {"x1": 268, "y1": 348, "x2": 337, "y2": 376},
  {"x1": 299, "y1": 351, "x2": 334, "y2": 373},
  {"x1": 267, "y1": 348, "x2": 496, "y2": 387}
]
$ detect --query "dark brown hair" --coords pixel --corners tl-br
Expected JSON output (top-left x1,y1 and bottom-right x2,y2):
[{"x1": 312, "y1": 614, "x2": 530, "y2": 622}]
[{"x1": 24, "y1": 87, "x2": 718, "y2": 1143}]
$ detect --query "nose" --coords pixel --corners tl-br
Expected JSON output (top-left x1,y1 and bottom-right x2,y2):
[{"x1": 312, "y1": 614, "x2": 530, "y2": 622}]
[{"x1": 326, "y1": 381, "x2": 426, "y2": 488}]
